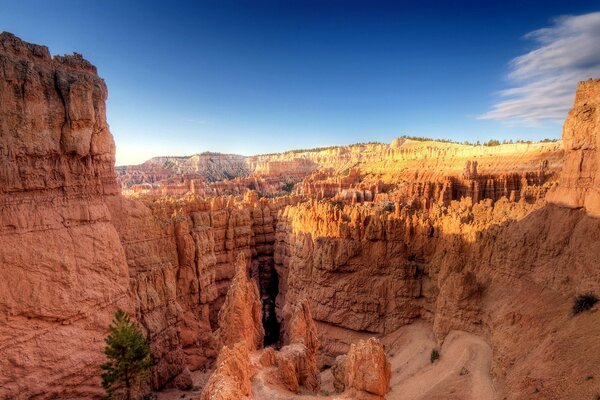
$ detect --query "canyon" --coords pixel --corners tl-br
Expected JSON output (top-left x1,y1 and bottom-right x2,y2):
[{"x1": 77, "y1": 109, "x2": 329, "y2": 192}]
[{"x1": 1, "y1": 32, "x2": 599, "y2": 400}]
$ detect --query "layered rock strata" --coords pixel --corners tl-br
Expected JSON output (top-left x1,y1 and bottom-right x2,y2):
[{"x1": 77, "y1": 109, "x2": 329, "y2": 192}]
[
  {"x1": 547, "y1": 79, "x2": 600, "y2": 216},
  {"x1": 2, "y1": 32, "x2": 599, "y2": 400},
  {"x1": 0, "y1": 32, "x2": 131, "y2": 398}
]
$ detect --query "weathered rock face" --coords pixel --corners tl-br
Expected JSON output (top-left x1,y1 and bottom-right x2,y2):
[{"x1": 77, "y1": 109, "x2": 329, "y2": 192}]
[
  {"x1": 116, "y1": 152, "x2": 250, "y2": 185},
  {"x1": 200, "y1": 341, "x2": 253, "y2": 400},
  {"x1": 215, "y1": 253, "x2": 265, "y2": 351},
  {"x1": 2, "y1": 32, "x2": 599, "y2": 400},
  {"x1": 274, "y1": 200, "x2": 439, "y2": 344},
  {"x1": 118, "y1": 131, "x2": 564, "y2": 201},
  {"x1": 105, "y1": 196, "x2": 196, "y2": 388},
  {"x1": 332, "y1": 338, "x2": 391, "y2": 398},
  {"x1": 547, "y1": 79, "x2": 600, "y2": 216},
  {"x1": 275, "y1": 196, "x2": 600, "y2": 398},
  {"x1": 277, "y1": 297, "x2": 320, "y2": 392},
  {"x1": 0, "y1": 32, "x2": 131, "y2": 398},
  {"x1": 269, "y1": 82, "x2": 600, "y2": 398}
]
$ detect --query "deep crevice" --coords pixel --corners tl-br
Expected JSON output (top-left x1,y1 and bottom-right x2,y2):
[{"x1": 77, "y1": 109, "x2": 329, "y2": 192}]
[{"x1": 258, "y1": 259, "x2": 281, "y2": 346}]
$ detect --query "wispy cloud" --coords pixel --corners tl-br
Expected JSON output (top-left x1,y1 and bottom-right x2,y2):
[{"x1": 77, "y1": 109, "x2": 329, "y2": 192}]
[{"x1": 479, "y1": 12, "x2": 600, "y2": 124}]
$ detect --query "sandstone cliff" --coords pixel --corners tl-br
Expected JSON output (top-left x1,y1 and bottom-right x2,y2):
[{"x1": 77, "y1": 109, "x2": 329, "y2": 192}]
[
  {"x1": 118, "y1": 132, "x2": 563, "y2": 201},
  {"x1": 0, "y1": 32, "x2": 131, "y2": 398},
  {"x1": 2, "y1": 32, "x2": 599, "y2": 400},
  {"x1": 271, "y1": 82, "x2": 600, "y2": 399},
  {"x1": 547, "y1": 79, "x2": 600, "y2": 216}
]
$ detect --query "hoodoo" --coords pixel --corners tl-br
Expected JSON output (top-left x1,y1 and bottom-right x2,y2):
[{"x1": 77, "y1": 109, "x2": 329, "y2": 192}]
[{"x1": 0, "y1": 32, "x2": 599, "y2": 400}]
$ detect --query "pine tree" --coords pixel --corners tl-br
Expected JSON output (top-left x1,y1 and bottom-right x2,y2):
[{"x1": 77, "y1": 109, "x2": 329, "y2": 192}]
[{"x1": 101, "y1": 309, "x2": 152, "y2": 400}]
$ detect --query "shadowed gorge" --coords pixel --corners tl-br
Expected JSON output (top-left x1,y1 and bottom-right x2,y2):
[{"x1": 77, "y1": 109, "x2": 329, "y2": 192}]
[{"x1": 1, "y1": 32, "x2": 599, "y2": 400}]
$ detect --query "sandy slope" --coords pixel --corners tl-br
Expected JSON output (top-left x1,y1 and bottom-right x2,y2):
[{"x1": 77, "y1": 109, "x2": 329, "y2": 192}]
[
  {"x1": 384, "y1": 323, "x2": 494, "y2": 400},
  {"x1": 156, "y1": 322, "x2": 495, "y2": 399},
  {"x1": 248, "y1": 322, "x2": 494, "y2": 399}
]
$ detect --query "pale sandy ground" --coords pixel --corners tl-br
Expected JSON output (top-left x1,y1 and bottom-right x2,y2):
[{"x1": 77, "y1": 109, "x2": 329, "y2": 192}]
[
  {"x1": 383, "y1": 322, "x2": 494, "y2": 400},
  {"x1": 156, "y1": 322, "x2": 495, "y2": 399}
]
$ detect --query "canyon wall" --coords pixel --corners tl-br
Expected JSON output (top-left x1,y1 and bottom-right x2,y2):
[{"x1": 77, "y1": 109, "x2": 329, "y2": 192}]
[
  {"x1": 547, "y1": 79, "x2": 600, "y2": 216},
  {"x1": 117, "y1": 133, "x2": 563, "y2": 199},
  {"x1": 1, "y1": 33, "x2": 599, "y2": 400},
  {"x1": 0, "y1": 33, "x2": 299, "y2": 398},
  {"x1": 0, "y1": 32, "x2": 131, "y2": 398},
  {"x1": 116, "y1": 152, "x2": 250, "y2": 187},
  {"x1": 273, "y1": 82, "x2": 600, "y2": 399}
]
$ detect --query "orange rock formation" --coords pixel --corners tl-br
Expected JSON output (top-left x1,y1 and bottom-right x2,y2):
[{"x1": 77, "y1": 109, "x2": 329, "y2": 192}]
[
  {"x1": 1, "y1": 33, "x2": 599, "y2": 400},
  {"x1": 200, "y1": 341, "x2": 253, "y2": 400},
  {"x1": 0, "y1": 32, "x2": 131, "y2": 398},
  {"x1": 332, "y1": 338, "x2": 391, "y2": 399},
  {"x1": 215, "y1": 253, "x2": 265, "y2": 351},
  {"x1": 547, "y1": 79, "x2": 600, "y2": 216}
]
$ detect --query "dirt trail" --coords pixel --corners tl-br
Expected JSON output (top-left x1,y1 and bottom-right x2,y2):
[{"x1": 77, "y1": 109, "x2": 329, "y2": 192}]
[{"x1": 385, "y1": 323, "x2": 494, "y2": 400}]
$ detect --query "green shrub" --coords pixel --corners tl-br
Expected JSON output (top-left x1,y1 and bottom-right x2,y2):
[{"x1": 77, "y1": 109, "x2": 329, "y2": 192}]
[
  {"x1": 572, "y1": 293, "x2": 598, "y2": 315},
  {"x1": 282, "y1": 182, "x2": 295, "y2": 192},
  {"x1": 430, "y1": 349, "x2": 440, "y2": 363},
  {"x1": 101, "y1": 309, "x2": 152, "y2": 400},
  {"x1": 484, "y1": 139, "x2": 501, "y2": 146}
]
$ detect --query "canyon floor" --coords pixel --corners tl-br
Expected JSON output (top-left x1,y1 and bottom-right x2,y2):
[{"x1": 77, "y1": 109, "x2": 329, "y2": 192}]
[
  {"x1": 157, "y1": 322, "x2": 495, "y2": 400},
  {"x1": 1, "y1": 32, "x2": 600, "y2": 400}
]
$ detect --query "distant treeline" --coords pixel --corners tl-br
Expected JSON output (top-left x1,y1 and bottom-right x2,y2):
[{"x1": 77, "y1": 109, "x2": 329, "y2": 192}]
[
  {"x1": 256, "y1": 141, "x2": 384, "y2": 157},
  {"x1": 398, "y1": 135, "x2": 559, "y2": 146}
]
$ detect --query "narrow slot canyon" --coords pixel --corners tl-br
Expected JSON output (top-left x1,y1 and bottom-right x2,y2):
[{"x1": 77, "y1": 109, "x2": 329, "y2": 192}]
[{"x1": 257, "y1": 259, "x2": 281, "y2": 347}]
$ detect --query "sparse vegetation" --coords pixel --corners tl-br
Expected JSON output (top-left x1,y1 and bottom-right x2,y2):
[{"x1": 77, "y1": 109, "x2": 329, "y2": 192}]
[
  {"x1": 330, "y1": 200, "x2": 345, "y2": 210},
  {"x1": 539, "y1": 138, "x2": 559, "y2": 143},
  {"x1": 572, "y1": 293, "x2": 598, "y2": 315},
  {"x1": 101, "y1": 309, "x2": 152, "y2": 400},
  {"x1": 483, "y1": 139, "x2": 501, "y2": 146},
  {"x1": 399, "y1": 135, "x2": 458, "y2": 144},
  {"x1": 282, "y1": 182, "x2": 295, "y2": 192},
  {"x1": 397, "y1": 135, "x2": 558, "y2": 146},
  {"x1": 256, "y1": 141, "x2": 384, "y2": 157},
  {"x1": 430, "y1": 348, "x2": 440, "y2": 363}
]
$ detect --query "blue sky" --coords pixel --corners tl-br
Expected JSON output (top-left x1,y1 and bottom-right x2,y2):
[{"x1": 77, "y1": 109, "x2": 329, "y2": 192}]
[{"x1": 2, "y1": 0, "x2": 600, "y2": 165}]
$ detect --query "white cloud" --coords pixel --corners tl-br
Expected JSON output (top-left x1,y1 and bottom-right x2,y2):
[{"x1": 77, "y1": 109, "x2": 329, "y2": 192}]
[{"x1": 479, "y1": 12, "x2": 600, "y2": 123}]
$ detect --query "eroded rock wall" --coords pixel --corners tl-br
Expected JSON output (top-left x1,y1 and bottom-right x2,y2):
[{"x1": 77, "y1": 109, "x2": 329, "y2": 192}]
[
  {"x1": 0, "y1": 32, "x2": 131, "y2": 398},
  {"x1": 2, "y1": 32, "x2": 599, "y2": 400},
  {"x1": 272, "y1": 81, "x2": 600, "y2": 399},
  {"x1": 547, "y1": 79, "x2": 600, "y2": 216}
]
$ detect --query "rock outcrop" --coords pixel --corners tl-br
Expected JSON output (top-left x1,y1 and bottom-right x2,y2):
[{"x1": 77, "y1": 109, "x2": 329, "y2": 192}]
[
  {"x1": 200, "y1": 341, "x2": 253, "y2": 400},
  {"x1": 0, "y1": 32, "x2": 131, "y2": 398},
  {"x1": 277, "y1": 297, "x2": 321, "y2": 392},
  {"x1": 215, "y1": 253, "x2": 265, "y2": 351},
  {"x1": 547, "y1": 78, "x2": 600, "y2": 216},
  {"x1": 332, "y1": 338, "x2": 391, "y2": 399}
]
